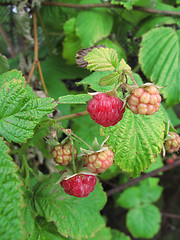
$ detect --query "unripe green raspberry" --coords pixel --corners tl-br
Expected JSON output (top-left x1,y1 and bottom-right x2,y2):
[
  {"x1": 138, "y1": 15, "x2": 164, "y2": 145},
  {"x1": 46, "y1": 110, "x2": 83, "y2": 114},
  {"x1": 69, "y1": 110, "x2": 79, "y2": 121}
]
[
  {"x1": 165, "y1": 132, "x2": 180, "y2": 153},
  {"x1": 84, "y1": 148, "x2": 114, "y2": 174},
  {"x1": 52, "y1": 141, "x2": 77, "y2": 166},
  {"x1": 128, "y1": 85, "x2": 161, "y2": 115}
]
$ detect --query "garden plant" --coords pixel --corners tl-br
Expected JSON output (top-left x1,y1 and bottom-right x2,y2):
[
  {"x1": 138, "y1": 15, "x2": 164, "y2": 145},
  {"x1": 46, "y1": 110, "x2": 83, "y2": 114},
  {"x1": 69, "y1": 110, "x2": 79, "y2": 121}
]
[{"x1": 0, "y1": 0, "x2": 180, "y2": 239}]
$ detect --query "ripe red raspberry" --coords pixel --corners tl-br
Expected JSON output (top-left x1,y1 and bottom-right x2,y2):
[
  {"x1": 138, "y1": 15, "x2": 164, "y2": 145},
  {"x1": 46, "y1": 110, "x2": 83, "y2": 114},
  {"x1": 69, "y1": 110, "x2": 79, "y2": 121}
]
[
  {"x1": 87, "y1": 93, "x2": 125, "y2": 127},
  {"x1": 127, "y1": 85, "x2": 161, "y2": 115},
  {"x1": 84, "y1": 149, "x2": 114, "y2": 174},
  {"x1": 52, "y1": 142, "x2": 77, "y2": 166},
  {"x1": 60, "y1": 174, "x2": 97, "y2": 198},
  {"x1": 167, "y1": 158, "x2": 174, "y2": 164},
  {"x1": 164, "y1": 132, "x2": 180, "y2": 153}
]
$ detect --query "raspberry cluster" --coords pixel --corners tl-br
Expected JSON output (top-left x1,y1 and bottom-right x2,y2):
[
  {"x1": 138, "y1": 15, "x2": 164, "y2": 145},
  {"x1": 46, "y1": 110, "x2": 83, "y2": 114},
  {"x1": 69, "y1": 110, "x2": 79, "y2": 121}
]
[
  {"x1": 52, "y1": 141, "x2": 77, "y2": 166},
  {"x1": 87, "y1": 93, "x2": 125, "y2": 127},
  {"x1": 128, "y1": 85, "x2": 161, "y2": 115},
  {"x1": 84, "y1": 149, "x2": 114, "y2": 174},
  {"x1": 60, "y1": 174, "x2": 97, "y2": 198},
  {"x1": 164, "y1": 132, "x2": 180, "y2": 153}
]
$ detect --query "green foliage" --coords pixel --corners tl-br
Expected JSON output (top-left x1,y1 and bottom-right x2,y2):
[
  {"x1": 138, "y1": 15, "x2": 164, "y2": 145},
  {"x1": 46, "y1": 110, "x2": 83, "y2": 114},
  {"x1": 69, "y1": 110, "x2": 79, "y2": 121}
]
[
  {"x1": 58, "y1": 94, "x2": 91, "y2": 104},
  {"x1": 34, "y1": 173, "x2": 107, "y2": 239},
  {"x1": 111, "y1": 230, "x2": 131, "y2": 240},
  {"x1": 77, "y1": 71, "x2": 115, "y2": 92},
  {"x1": 97, "y1": 38, "x2": 127, "y2": 61},
  {"x1": 0, "y1": 138, "x2": 24, "y2": 240},
  {"x1": 101, "y1": 108, "x2": 165, "y2": 177},
  {"x1": 117, "y1": 177, "x2": 162, "y2": 238},
  {"x1": 62, "y1": 18, "x2": 81, "y2": 64},
  {"x1": 76, "y1": 10, "x2": 113, "y2": 48},
  {"x1": 84, "y1": 47, "x2": 119, "y2": 71},
  {"x1": 126, "y1": 204, "x2": 161, "y2": 238},
  {"x1": 0, "y1": 54, "x2": 9, "y2": 74},
  {"x1": 1, "y1": 1, "x2": 180, "y2": 239},
  {"x1": 139, "y1": 27, "x2": 180, "y2": 106},
  {"x1": 0, "y1": 71, "x2": 56, "y2": 143}
]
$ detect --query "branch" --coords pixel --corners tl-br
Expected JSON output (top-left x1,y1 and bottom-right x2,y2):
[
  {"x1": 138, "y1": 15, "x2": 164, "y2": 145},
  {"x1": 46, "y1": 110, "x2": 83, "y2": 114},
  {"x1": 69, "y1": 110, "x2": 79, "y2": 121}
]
[
  {"x1": 106, "y1": 159, "x2": 180, "y2": 197},
  {"x1": 41, "y1": 1, "x2": 180, "y2": 17},
  {"x1": 55, "y1": 111, "x2": 89, "y2": 122},
  {"x1": 27, "y1": 12, "x2": 48, "y2": 96},
  {"x1": 0, "y1": 23, "x2": 16, "y2": 58},
  {"x1": 161, "y1": 212, "x2": 180, "y2": 220}
]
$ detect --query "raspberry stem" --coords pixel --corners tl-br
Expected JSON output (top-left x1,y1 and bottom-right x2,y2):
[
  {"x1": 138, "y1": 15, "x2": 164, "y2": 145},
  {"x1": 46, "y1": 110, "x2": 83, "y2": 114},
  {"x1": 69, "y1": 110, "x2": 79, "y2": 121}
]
[
  {"x1": 70, "y1": 138, "x2": 77, "y2": 173},
  {"x1": 71, "y1": 133, "x2": 94, "y2": 151},
  {"x1": 55, "y1": 111, "x2": 89, "y2": 122},
  {"x1": 128, "y1": 72, "x2": 138, "y2": 86}
]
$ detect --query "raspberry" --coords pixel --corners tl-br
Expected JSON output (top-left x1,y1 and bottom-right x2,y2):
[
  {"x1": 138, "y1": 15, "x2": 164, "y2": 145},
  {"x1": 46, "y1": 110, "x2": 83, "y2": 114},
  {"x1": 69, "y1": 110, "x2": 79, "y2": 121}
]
[
  {"x1": 52, "y1": 141, "x2": 77, "y2": 166},
  {"x1": 127, "y1": 85, "x2": 161, "y2": 115},
  {"x1": 84, "y1": 148, "x2": 114, "y2": 174},
  {"x1": 164, "y1": 132, "x2": 180, "y2": 153},
  {"x1": 167, "y1": 158, "x2": 174, "y2": 164},
  {"x1": 87, "y1": 93, "x2": 125, "y2": 127},
  {"x1": 60, "y1": 174, "x2": 97, "y2": 198}
]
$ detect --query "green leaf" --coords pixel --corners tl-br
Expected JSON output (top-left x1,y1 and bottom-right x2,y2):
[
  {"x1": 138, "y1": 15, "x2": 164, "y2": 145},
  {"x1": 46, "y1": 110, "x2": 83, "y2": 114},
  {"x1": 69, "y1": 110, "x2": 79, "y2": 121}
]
[
  {"x1": 139, "y1": 27, "x2": 180, "y2": 106},
  {"x1": 0, "y1": 79, "x2": 56, "y2": 143},
  {"x1": 120, "y1": 0, "x2": 138, "y2": 10},
  {"x1": 0, "y1": 54, "x2": 9, "y2": 75},
  {"x1": 58, "y1": 94, "x2": 92, "y2": 104},
  {"x1": 77, "y1": 71, "x2": 115, "y2": 92},
  {"x1": 0, "y1": 138, "x2": 24, "y2": 240},
  {"x1": 139, "y1": 178, "x2": 163, "y2": 204},
  {"x1": 116, "y1": 187, "x2": 141, "y2": 209},
  {"x1": 86, "y1": 227, "x2": 112, "y2": 240},
  {"x1": 97, "y1": 38, "x2": 127, "y2": 61},
  {"x1": 22, "y1": 188, "x2": 35, "y2": 239},
  {"x1": 76, "y1": 10, "x2": 113, "y2": 48},
  {"x1": 40, "y1": 5, "x2": 66, "y2": 33},
  {"x1": 29, "y1": 217, "x2": 67, "y2": 240},
  {"x1": 62, "y1": 18, "x2": 81, "y2": 64},
  {"x1": 117, "y1": 177, "x2": 162, "y2": 209},
  {"x1": 111, "y1": 229, "x2": 131, "y2": 240},
  {"x1": 126, "y1": 204, "x2": 161, "y2": 238},
  {"x1": 118, "y1": 58, "x2": 131, "y2": 74},
  {"x1": 99, "y1": 72, "x2": 119, "y2": 86},
  {"x1": 101, "y1": 109, "x2": 165, "y2": 177},
  {"x1": 0, "y1": 69, "x2": 25, "y2": 87},
  {"x1": 84, "y1": 47, "x2": 119, "y2": 72},
  {"x1": 145, "y1": 154, "x2": 163, "y2": 173},
  {"x1": 34, "y1": 173, "x2": 107, "y2": 240},
  {"x1": 136, "y1": 16, "x2": 178, "y2": 38}
]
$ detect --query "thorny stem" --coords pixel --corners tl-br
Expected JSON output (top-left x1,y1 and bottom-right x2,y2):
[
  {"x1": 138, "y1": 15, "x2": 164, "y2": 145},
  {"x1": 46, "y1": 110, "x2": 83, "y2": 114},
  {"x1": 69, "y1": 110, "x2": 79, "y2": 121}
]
[
  {"x1": 71, "y1": 133, "x2": 94, "y2": 151},
  {"x1": 41, "y1": 2, "x2": 180, "y2": 17},
  {"x1": 107, "y1": 159, "x2": 180, "y2": 197},
  {"x1": 70, "y1": 138, "x2": 77, "y2": 174},
  {"x1": 26, "y1": 12, "x2": 48, "y2": 95},
  {"x1": 55, "y1": 111, "x2": 89, "y2": 122},
  {"x1": 128, "y1": 72, "x2": 138, "y2": 86}
]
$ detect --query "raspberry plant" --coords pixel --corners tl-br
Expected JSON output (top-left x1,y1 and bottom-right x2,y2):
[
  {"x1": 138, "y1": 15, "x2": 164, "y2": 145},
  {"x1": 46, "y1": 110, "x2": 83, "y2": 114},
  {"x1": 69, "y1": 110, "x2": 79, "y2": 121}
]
[{"x1": 0, "y1": 1, "x2": 180, "y2": 240}]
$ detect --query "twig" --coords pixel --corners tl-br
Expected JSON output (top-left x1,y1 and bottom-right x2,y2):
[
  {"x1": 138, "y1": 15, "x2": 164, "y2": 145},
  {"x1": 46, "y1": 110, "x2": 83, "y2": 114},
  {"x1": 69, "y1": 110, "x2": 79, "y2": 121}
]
[
  {"x1": 26, "y1": 12, "x2": 48, "y2": 95},
  {"x1": 0, "y1": 23, "x2": 16, "y2": 58},
  {"x1": 162, "y1": 212, "x2": 180, "y2": 220},
  {"x1": 55, "y1": 111, "x2": 89, "y2": 122},
  {"x1": 1, "y1": 1, "x2": 180, "y2": 17},
  {"x1": 107, "y1": 159, "x2": 180, "y2": 197},
  {"x1": 41, "y1": 1, "x2": 180, "y2": 17}
]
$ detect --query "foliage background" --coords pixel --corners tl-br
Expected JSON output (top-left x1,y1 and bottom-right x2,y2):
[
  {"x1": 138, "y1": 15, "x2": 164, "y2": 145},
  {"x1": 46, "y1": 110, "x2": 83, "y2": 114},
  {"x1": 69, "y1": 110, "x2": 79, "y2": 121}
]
[{"x1": 0, "y1": 0, "x2": 180, "y2": 240}]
